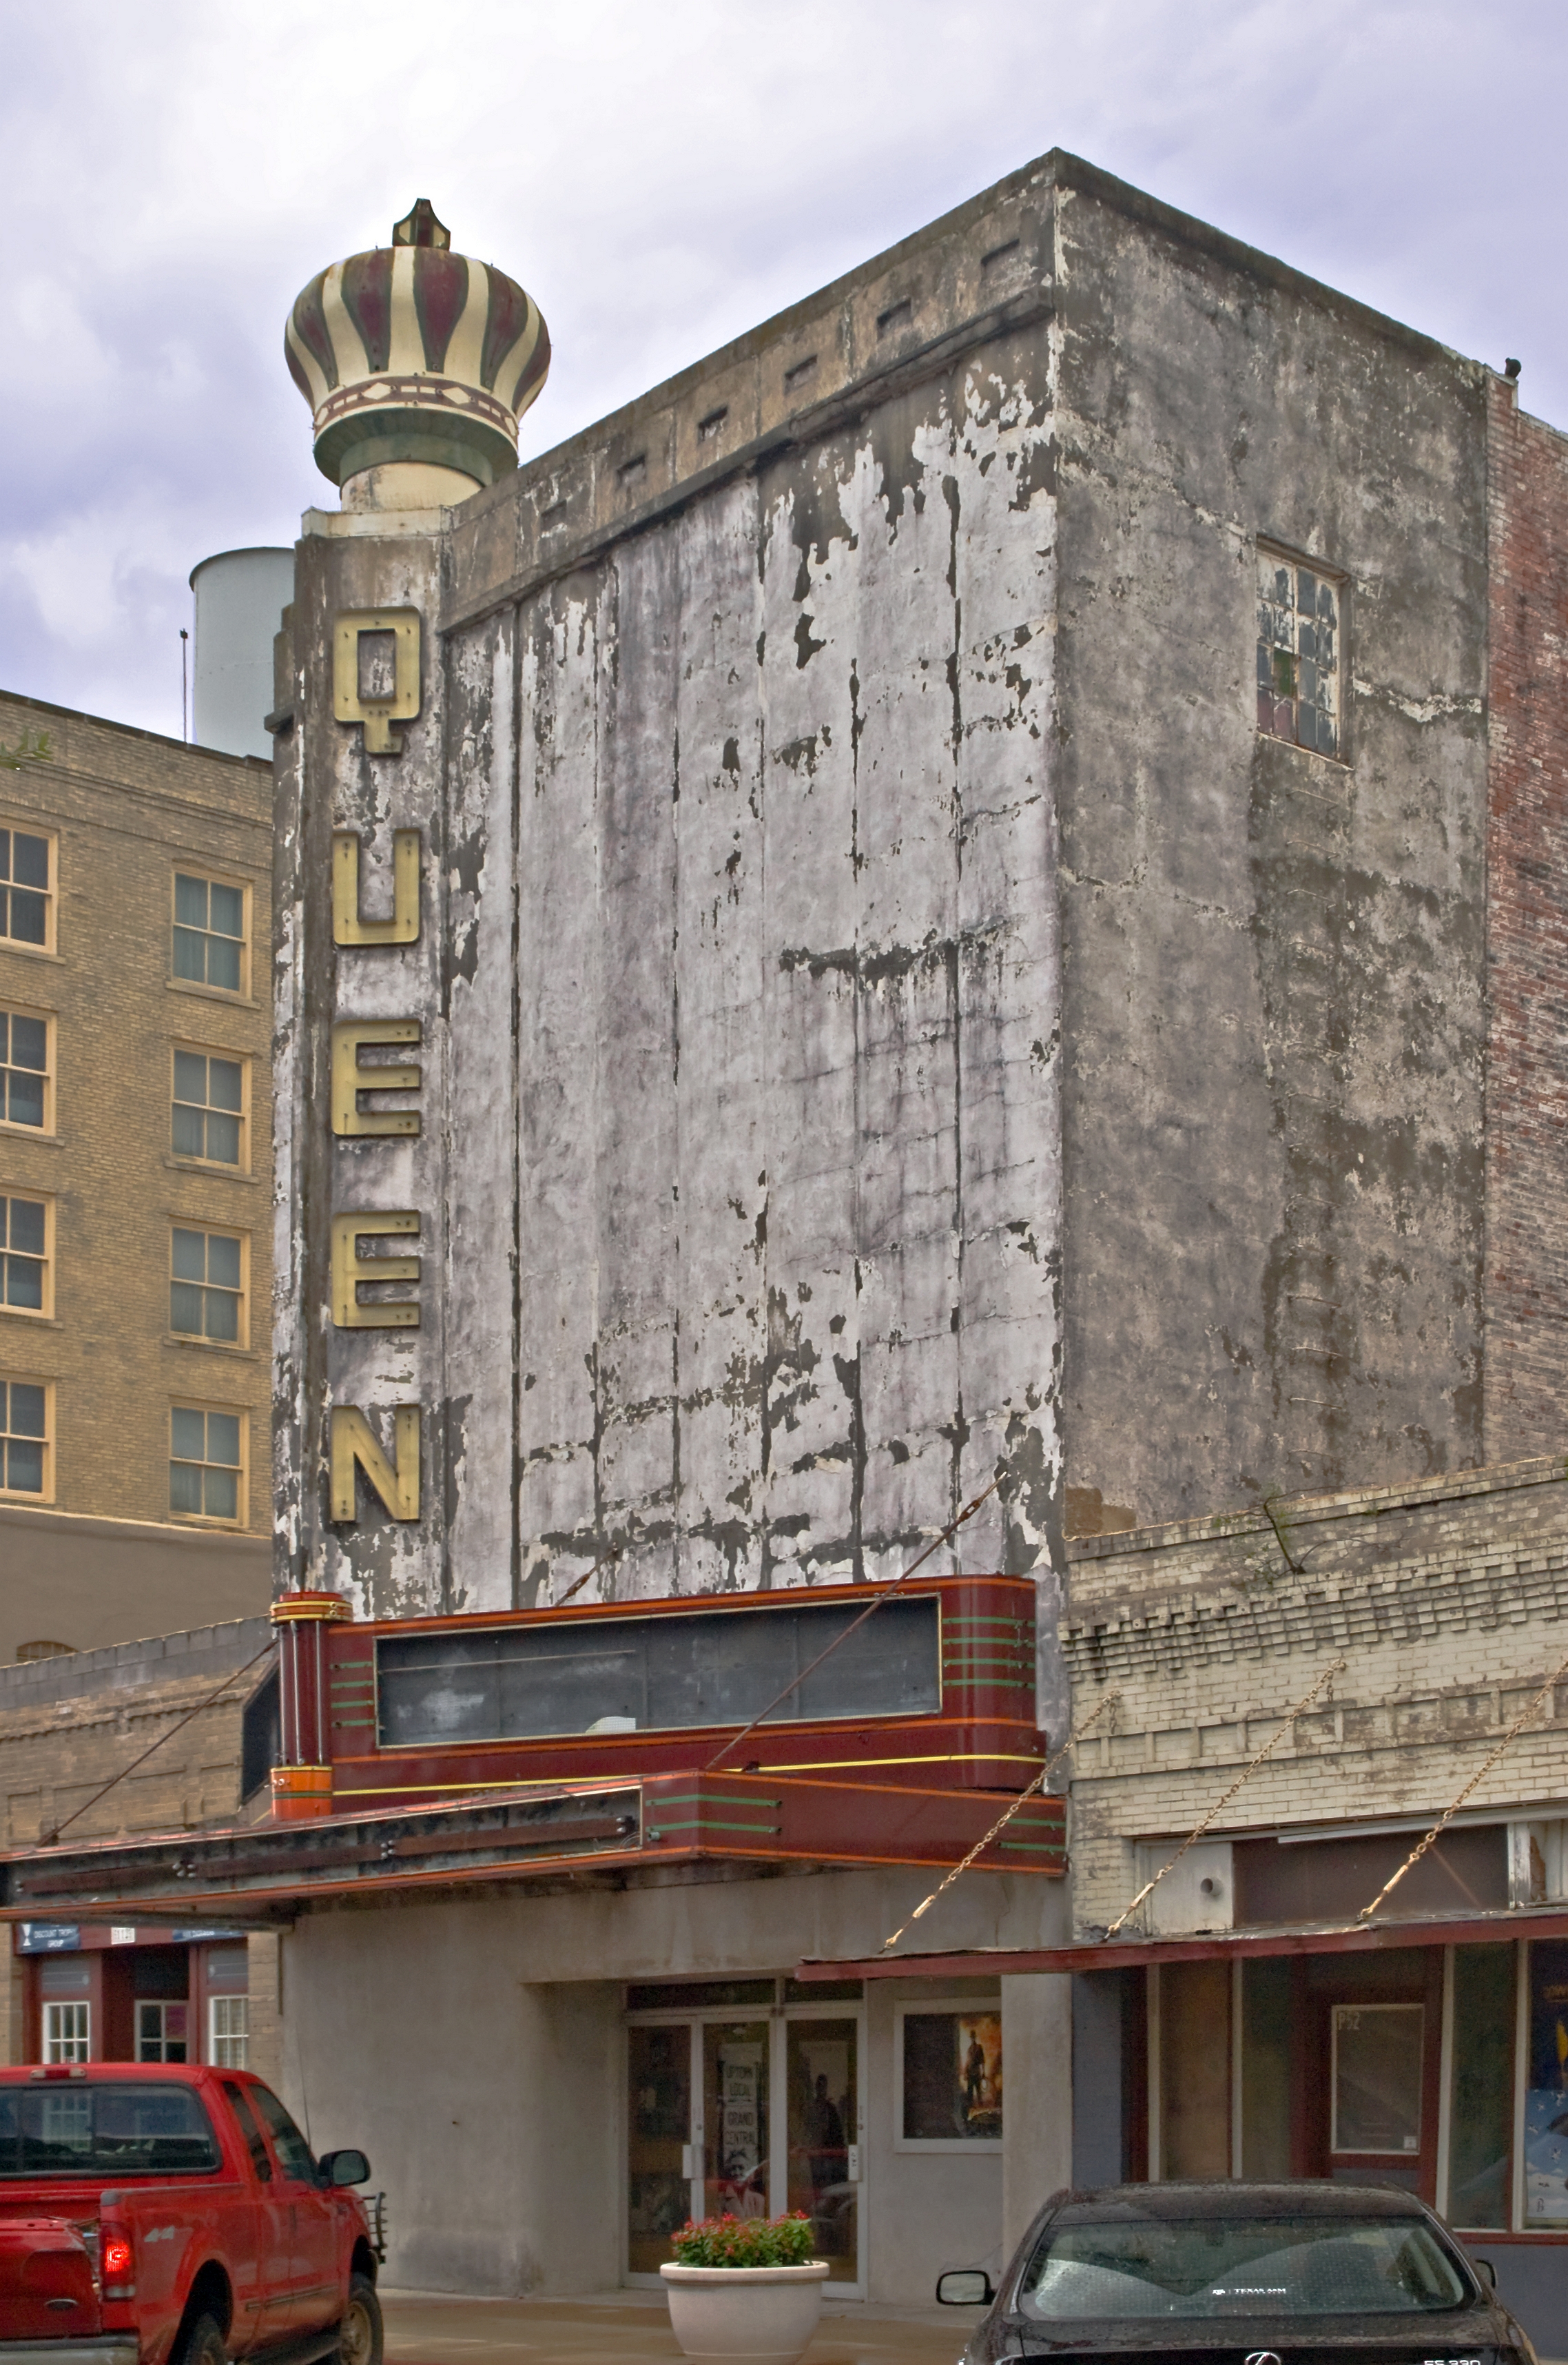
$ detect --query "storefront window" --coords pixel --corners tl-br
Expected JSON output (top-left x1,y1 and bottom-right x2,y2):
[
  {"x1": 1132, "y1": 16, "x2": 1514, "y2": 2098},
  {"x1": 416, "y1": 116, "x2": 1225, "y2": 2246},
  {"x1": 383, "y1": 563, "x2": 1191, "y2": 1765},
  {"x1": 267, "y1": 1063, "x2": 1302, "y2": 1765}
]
[
  {"x1": 627, "y1": 2023, "x2": 692, "y2": 2275},
  {"x1": 1239, "y1": 1959, "x2": 1291, "y2": 2178},
  {"x1": 1526, "y1": 1938, "x2": 1568, "y2": 2226},
  {"x1": 1448, "y1": 1945, "x2": 1514, "y2": 2229},
  {"x1": 898, "y1": 2005, "x2": 1003, "y2": 2147},
  {"x1": 787, "y1": 2016, "x2": 857, "y2": 2276},
  {"x1": 703, "y1": 2022, "x2": 769, "y2": 2218},
  {"x1": 1159, "y1": 1962, "x2": 1229, "y2": 2179}
]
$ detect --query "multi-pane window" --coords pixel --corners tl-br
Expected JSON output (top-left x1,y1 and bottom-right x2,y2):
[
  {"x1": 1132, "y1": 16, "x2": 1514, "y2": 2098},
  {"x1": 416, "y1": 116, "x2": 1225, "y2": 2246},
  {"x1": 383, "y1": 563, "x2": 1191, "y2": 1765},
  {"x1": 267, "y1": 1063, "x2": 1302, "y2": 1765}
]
[
  {"x1": 173, "y1": 872, "x2": 246, "y2": 993},
  {"x1": 136, "y1": 2002, "x2": 189, "y2": 2064},
  {"x1": 1257, "y1": 550, "x2": 1341, "y2": 758},
  {"x1": 43, "y1": 2003, "x2": 90, "y2": 2064},
  {"x1": 170, "y1": 1404, "x2": 243, "y2": 1522},
  {"x1": 172, "y1": 1050, "x2": 245, "y2": 1167},
  {"x1": 170, "y1": 1227, "x2": 244, "y2": 1345},
  {"x1": 0, "y1": 1011, "x2": 49, "y2": 1130},
  {"x1": 0, "y1": 1195, "x2": 48, "y2": 1313},
  {"x1": 210, "y1": 1996, "x2": 249, "y2": 2068},
  {"x1": 0, "y1": 1380, "x2": 48, "y2": 1495},
  {"x1": 0, "y1": 828, "x2": 51, "y2": 949}
]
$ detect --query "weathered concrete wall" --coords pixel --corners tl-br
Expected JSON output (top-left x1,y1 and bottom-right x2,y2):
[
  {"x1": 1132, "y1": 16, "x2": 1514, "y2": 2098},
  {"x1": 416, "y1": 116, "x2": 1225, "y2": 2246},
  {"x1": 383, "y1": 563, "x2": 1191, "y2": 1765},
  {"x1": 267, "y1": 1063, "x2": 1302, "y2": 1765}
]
[
  {"x1": 1483, "y1": 380, "x2": 1568, "y2": 1461},
  {"x1": 275, "y1": 150, "x2": 1505, "y2": 1650},
  {"x1": 495, "y1": 363, "x2": 1062, "y2": 1608},
  {"x1": 1051, "y1": 173, "x2": 1491, "y2": 1526}
]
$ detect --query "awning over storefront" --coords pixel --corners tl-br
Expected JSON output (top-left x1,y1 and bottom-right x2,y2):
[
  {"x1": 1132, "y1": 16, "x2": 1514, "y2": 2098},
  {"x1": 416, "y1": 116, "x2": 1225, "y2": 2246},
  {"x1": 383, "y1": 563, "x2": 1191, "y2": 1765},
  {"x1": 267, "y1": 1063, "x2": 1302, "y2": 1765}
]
[{"x1": 796, "y1": 1903, "x2": 1568, "y2": 1979}]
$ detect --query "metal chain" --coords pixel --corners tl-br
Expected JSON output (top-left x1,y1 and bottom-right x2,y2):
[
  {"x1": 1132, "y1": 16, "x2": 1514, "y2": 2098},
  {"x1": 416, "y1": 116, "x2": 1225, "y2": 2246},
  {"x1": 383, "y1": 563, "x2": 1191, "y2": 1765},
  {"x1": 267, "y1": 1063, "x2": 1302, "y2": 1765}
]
[
  {"x1": 703, "y1": 1473, "x2": 1001, "y2": 1774},
  {"x1": 1358, "y1": 1640, "x2": 1568, "y2": 1922},
  {"x1": 1104, "y1": 1656, "x2": 1347, "y2": 1939},
  {"x1": 880, "y1": 1688, "x2": 1124, "y2": 1952},
  {"x1": 38, "y1": 1635, "x2": 276, "y2": 1850}
]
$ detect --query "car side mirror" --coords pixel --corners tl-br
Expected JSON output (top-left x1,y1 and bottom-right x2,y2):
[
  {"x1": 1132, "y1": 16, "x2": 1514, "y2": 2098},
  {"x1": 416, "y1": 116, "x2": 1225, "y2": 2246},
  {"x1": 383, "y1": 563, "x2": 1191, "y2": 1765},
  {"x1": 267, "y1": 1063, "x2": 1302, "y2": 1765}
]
[
  {"x1": 318, "y1": 2148, "x2": 371, "y2": 2188},
  {"x1": 1474, "y1": 2257, "x2": 1497, "y2": 2292},
  {"x1": 936, "y1": 2269, "x2": 996, "y2": 2306}
]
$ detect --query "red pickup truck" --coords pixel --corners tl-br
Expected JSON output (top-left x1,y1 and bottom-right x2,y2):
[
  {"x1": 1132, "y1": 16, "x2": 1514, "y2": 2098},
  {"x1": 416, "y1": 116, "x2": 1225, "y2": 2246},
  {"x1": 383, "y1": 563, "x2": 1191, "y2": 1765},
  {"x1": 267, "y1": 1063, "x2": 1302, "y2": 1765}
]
[{"x1": 0, "y1": 2064, "x2": 381, "y2": 2365}]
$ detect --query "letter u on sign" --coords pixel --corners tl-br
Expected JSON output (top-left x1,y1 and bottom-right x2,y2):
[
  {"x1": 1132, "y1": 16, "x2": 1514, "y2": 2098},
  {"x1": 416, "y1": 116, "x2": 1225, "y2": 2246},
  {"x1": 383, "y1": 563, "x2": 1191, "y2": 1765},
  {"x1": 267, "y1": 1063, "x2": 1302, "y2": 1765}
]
[{"x1": 333, "y1": 830, "x2": 421, "y2": 945}]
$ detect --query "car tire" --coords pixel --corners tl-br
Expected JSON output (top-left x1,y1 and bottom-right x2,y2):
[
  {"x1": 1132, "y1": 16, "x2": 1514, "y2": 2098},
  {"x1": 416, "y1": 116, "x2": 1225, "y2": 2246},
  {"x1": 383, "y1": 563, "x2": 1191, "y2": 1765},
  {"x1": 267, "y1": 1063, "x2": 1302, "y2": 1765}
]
[
  {"x1": 337, "y1": 2271, "x2": 384, "y2": 2365},
  {"x1": 176, "y1": 2317, "x2": 227, "y2": 2365}
]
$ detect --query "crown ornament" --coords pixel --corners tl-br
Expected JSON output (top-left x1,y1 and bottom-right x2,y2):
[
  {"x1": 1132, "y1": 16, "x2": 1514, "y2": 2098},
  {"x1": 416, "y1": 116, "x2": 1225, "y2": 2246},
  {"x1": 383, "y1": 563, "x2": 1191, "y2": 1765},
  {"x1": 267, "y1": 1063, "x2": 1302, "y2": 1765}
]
[{"x1": 285, "y1": 200, "x2": 550, "y2": 492}]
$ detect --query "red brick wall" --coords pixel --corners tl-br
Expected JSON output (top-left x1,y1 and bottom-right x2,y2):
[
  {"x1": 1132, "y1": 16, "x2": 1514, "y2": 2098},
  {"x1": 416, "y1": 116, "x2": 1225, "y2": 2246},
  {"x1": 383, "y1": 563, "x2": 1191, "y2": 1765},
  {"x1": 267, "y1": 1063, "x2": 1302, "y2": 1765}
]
[{"x1": 1485, "y1": 378, "x2": 1568, "y2": 1458}]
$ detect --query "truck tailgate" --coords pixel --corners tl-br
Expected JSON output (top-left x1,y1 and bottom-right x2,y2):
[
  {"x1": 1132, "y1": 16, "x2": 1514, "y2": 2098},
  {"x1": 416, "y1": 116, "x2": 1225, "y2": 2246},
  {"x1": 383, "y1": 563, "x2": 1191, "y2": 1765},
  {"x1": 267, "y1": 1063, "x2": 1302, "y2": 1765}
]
[{"x1": 0, "y1": 2216, "x2": 101, "y2": 2340}]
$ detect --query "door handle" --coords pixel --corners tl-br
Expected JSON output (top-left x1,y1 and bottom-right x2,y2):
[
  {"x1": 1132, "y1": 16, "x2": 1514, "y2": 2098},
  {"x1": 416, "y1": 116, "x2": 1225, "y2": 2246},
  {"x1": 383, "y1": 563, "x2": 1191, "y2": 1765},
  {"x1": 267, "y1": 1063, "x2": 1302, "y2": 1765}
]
[
  {"x1": 681, "y1": 2144, "x2": 697, "y2": 2180},
  {"x1": 846, "y1": 2145, "x2": 860, "y2": 2183}
]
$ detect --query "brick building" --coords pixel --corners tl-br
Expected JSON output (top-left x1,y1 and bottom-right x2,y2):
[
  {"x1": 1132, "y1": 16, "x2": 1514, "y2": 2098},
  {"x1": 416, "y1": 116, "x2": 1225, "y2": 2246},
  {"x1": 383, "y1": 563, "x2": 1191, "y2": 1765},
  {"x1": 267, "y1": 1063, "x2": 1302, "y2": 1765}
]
[
  {"x1": 0, "y1": 1618, "x2": 280, "y2": 2081},
  {"x1": 6, "y1": 150, "x2": 1568, "y2": 2342},
  {"x1": 0, "y1": 691, "x2": 275, "y2": 1659}
]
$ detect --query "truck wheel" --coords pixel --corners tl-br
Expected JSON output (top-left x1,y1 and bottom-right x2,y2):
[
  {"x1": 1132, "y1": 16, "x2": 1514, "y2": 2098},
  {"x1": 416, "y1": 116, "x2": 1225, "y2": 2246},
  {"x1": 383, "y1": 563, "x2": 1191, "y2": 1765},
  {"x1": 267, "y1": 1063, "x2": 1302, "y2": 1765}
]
[
  {"x1": 338, "y1": 2272, "x2": 383, "y2": 2365},
  {"x1": 177, "y1": 2318, "x2": 227, "y2": 2365}
]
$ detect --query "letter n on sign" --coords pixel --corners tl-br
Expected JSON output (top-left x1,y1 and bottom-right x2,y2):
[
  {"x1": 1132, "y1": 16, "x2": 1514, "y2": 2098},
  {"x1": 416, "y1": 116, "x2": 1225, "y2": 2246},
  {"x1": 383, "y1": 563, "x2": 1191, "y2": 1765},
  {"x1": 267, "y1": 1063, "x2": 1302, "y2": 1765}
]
[{"x1": 331, "y1": 1404, "x2": 420, "y2": 1522}]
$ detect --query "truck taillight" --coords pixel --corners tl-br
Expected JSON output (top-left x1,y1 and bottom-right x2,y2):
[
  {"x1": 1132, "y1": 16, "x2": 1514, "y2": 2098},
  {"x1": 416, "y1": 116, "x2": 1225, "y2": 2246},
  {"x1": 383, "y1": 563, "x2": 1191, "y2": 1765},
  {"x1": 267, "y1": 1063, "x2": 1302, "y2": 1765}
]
[{"x1": 101, "y1": 2231, "x2": 134, "y2": 2294}]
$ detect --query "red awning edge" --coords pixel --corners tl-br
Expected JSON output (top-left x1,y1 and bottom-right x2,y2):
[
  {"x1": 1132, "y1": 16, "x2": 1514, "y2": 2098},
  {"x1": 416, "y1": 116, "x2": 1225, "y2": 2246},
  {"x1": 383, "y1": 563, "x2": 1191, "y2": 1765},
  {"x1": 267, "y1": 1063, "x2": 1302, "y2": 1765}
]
[{"x1": 796, "y1": 1904, "x2": 1568, "y2": 1980}]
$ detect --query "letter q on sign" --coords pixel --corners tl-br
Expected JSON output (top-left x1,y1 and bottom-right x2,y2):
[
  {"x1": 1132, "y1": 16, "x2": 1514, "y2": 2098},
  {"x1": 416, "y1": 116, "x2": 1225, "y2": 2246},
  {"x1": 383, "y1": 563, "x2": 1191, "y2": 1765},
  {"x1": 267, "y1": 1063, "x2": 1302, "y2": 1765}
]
[{"x1": 333, "y1": 609, "x2": 420, "y2": 754}]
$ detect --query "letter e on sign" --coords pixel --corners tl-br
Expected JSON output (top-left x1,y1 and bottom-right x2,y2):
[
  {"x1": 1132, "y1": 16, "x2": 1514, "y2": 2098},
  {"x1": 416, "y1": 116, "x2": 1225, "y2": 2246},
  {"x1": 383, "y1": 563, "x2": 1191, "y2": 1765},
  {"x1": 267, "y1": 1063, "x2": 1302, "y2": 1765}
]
[
  {"x1": 330, "y1": 1209, "x2": 421, "y2": 1328},
  {"x1": 331, "y1": 1020, "x2": 422, "y2": 1137}
]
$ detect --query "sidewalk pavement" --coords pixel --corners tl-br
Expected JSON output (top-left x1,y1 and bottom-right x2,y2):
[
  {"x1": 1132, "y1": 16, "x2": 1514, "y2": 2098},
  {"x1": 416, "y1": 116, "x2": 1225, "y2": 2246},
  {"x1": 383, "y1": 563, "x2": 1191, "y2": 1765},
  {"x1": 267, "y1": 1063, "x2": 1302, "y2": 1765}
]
[{"x1": 382, "y1": 2289, "x2": 972, "y2": 2365}]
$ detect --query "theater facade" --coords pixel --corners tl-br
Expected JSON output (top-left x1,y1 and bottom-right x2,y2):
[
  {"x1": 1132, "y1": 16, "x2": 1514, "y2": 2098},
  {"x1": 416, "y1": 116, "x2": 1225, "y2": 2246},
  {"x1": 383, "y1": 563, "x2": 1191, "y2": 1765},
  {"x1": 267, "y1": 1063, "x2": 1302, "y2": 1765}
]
[{"x1": 6, "y1": 144, "x2": 1568, "y2": 2337}]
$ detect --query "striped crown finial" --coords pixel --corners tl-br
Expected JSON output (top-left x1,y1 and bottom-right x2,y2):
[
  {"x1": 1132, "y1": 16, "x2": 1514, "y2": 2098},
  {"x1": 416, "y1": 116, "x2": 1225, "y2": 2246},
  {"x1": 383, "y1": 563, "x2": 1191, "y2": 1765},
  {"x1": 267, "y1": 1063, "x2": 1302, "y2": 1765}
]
[{"x1": 285, "y1": 203, "x2": 550, "y2": 492}]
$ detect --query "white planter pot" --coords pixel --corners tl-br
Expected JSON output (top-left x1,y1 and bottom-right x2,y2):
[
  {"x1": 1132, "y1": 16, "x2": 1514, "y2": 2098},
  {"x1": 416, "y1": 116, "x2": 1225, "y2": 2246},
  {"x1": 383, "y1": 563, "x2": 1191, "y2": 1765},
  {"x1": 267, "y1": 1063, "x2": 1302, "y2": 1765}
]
[{"x1": 659, "y1": 2260, "x2": 830, "y2": 2365}]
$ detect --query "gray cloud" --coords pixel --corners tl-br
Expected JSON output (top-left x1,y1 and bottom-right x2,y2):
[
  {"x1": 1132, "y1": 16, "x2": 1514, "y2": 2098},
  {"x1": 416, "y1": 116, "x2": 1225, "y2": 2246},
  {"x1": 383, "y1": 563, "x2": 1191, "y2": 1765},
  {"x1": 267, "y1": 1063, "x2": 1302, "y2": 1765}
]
[{"x1": 1, "y1": 0, "x2": 1559, "y2": 734}]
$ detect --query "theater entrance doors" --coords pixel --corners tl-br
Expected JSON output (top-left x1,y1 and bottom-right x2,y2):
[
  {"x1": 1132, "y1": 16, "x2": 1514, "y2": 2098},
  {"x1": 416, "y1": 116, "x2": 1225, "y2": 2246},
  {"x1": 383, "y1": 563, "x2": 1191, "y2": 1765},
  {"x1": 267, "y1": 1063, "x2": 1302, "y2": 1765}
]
[{"x1": 624, "y1": 1987, "x2": 864, "y2": 2293}]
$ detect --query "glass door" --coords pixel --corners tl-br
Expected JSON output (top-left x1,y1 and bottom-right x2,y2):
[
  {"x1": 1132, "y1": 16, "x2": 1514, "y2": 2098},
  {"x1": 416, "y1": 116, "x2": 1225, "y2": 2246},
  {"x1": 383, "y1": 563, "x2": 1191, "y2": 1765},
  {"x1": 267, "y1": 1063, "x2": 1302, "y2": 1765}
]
[
  {"x1": 786, "y1": 2014, "x2": 861, "y2": 2288},
  {"x1": 702, "y1": 2020, "x2": 770, "y2": 2217},
  {"x1": 627, "y1": 2021, "x2": 694, "y2": 2274}
]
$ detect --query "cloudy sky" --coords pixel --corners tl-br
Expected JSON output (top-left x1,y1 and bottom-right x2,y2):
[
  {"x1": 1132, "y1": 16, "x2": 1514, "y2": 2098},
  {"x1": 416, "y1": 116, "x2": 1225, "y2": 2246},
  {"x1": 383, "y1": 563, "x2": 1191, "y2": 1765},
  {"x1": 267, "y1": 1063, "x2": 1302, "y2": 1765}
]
[{"x1": 0, "y1": 0, "x2": 1558, "y2": 739}]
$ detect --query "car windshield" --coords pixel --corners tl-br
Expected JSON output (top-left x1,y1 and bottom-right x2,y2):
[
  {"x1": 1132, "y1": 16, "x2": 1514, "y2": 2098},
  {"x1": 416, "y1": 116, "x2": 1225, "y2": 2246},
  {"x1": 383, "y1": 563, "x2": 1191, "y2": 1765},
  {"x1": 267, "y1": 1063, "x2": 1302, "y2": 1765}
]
[
  {"x1": 0, "y1": 2083, "x2": 221, "y2": 2178},
  {"x1": 1018, "y1": 2215, "x2": 1469, "y2": 2320}
]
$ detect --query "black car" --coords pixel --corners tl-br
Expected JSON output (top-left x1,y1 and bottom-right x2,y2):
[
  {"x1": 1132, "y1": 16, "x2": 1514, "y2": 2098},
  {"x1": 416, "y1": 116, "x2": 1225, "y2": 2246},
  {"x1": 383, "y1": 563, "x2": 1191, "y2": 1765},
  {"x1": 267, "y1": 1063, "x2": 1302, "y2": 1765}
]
[{"x1": 937, "y1": 2180, "x2": 1540, "y2": 2362}]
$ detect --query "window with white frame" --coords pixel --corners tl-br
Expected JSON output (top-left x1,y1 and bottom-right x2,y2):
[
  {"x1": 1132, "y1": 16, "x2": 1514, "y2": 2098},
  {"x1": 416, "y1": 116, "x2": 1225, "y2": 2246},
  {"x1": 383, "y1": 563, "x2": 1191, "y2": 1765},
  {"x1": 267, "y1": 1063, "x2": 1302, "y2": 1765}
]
[
  {"x1": 43, "y1": 2001, "x2": 90, "y2": 2063},
  {"x1": 136, "y1": 2001, "x2": 189, "y2": 2063},
  {"x1": 209, "y1": 1995, "x2": 249, "y2": 2068},
  {"x1": 894, "y1": 1998, "x2": 1003, "y2": 2149},
  {"x1": 0, "y1": 1010, "x2": 50, "y2": 1132},
  {"x1": 0, "y1": 826, "x2": 53, "y2": 950}
]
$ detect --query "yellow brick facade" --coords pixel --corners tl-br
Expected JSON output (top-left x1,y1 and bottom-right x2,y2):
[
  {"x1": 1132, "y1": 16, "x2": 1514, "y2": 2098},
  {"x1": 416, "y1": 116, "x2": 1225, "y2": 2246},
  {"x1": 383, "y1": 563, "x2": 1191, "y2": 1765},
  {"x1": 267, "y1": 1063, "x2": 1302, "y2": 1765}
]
[{"x1": 0, "y1": 689, "x2": 274, "y2": 1649}]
